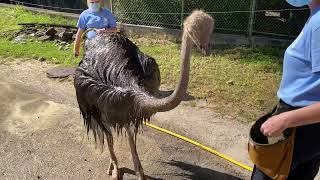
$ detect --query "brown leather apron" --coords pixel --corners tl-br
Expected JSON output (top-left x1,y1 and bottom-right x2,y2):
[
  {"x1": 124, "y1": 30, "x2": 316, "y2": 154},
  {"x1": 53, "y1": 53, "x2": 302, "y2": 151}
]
[{"x1": 248, "y1": 101, "x2": 300, "y2": 180}]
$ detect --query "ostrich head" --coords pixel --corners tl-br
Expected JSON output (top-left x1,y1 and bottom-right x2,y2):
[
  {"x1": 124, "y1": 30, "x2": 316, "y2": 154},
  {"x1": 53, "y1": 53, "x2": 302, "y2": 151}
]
[{"x1": 183, "y1": 10, "x2": 214, "y2": 55}]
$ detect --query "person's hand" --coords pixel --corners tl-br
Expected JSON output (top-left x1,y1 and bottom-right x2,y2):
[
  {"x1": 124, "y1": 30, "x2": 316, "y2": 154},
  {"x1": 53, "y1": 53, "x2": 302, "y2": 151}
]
[
  {"x1": 260, "y1": 112, "x2": 291, "y2": 137},
  {"x1": 74, "y1": 50, "x2": 79, "y2": 57},
  {"x1": 96, "y1": 28, "x2": 106, "y2": 34}
]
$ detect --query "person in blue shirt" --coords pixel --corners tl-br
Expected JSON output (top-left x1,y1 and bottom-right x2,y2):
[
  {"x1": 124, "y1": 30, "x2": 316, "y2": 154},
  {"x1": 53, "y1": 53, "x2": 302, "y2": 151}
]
[
  {"x1": 251, "y1": 0, "x2": 320, "y2": 179},
  {"x1": 74, "y1": 0, "x2": 117, "y2": 57}
]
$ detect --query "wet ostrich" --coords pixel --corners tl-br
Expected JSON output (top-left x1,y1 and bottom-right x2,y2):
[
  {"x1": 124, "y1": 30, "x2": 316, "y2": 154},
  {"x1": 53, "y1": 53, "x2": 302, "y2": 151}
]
[{"x1": 74, "y1": 11, "x2": 214, "y2": 180}]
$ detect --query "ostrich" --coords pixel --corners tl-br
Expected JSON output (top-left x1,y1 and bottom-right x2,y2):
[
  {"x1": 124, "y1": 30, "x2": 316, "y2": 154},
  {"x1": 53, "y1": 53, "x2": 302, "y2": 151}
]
[{"x1": 74, "y1": 10, "x2": 214, "y2": 180}]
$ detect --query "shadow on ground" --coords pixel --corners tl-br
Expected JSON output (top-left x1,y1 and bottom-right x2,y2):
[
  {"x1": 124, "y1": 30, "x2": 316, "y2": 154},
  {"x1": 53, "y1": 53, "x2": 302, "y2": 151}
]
[
  {"x1": 164, "y1": 160, "x2": 242, "y2": 180},
  {"x1": 120, "y1": 167, "x2": 164, "y2": 180}
]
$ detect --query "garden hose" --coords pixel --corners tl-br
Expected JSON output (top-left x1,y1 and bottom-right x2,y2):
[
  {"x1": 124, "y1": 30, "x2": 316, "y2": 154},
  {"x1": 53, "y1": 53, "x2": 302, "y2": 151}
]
[{"x1": 144, "y1": 122, "x2": 253, "y2": 172}]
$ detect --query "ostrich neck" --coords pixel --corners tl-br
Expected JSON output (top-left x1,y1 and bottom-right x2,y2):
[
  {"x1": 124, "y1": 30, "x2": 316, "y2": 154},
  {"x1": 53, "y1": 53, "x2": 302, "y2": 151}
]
[
  {"x1": 169, "y1": 31, "x2": 192, "y2": 106},
  {"x1": 138, "y1": 31, "x2": 193, "y2": 112}
]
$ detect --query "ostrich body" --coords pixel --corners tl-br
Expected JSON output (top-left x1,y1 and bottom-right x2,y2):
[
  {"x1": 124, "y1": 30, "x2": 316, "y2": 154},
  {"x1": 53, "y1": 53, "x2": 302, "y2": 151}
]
[{"x1": 74, "y1": 11, "x2": 214, "y2": 180}]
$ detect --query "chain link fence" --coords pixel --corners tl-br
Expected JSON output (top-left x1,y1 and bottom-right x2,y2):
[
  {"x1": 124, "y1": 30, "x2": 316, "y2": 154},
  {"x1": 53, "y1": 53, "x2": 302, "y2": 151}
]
[
  {"x1": 6, "y1": 0, "x2": 310, "y2": 39},
  {"x1": 253, "y1": 0, "x2": 309, "y2": 38},
  {"x1": 112, "y1": 0, "x2": 310, "y2": 39},
  {"x1": 7, "y1": 0, "x2": 87, "y2": 13},
  {"x1": 112, "y1": 0, "x2": 253, "y2": 34}
]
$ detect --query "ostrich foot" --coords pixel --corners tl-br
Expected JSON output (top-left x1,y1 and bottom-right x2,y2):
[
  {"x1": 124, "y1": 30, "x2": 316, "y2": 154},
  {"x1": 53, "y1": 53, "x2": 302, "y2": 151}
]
[
  {"x1": 135, "y1": 164, "x2": 146, "y2": 180},
  {"x1": 107, "y1": 162, "x2": 113, "y2": 175},
  {"x1": 107, "y1": 162, "x2": 119, "y2": 180},
  {"x1": 137, "y1": 174, "x2": 146, "y2": 180}
]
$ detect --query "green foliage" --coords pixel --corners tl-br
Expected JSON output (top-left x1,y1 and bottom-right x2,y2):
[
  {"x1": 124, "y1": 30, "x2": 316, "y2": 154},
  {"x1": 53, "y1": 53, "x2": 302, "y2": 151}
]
[
  {"x1": 114, "y1": 0, "x2": 182, "y2": 28},
  {"x1": 254, "y1": 0, "x2": 309, "y2": 36},
  {"x1": 114, "y1": 0, "x2": 252, "y2": 32},
  {"x1": 185, "y1": 0, "x2": 252, "y2": 32}
]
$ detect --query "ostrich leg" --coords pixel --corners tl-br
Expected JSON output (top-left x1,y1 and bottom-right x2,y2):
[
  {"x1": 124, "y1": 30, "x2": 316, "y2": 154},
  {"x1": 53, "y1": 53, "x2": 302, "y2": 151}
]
[
  {"x1": 106, "y1": 134, "x2": 119, "y2": 180},
  {"x1": 125, "y1": 125, "x2": 146, "y2": 180}
]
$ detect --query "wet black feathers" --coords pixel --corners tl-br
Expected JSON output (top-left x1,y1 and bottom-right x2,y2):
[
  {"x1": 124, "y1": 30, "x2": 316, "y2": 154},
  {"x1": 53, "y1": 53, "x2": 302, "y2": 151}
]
[{"x1": 74, "y1": 33, "x2": 160, "y2": 145}]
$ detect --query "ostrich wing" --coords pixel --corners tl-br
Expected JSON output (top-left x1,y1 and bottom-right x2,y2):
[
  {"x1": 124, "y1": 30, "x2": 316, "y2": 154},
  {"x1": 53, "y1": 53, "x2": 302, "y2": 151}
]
[{"x1": 74, "y1": 33, "x2": 157, "y2": 146}]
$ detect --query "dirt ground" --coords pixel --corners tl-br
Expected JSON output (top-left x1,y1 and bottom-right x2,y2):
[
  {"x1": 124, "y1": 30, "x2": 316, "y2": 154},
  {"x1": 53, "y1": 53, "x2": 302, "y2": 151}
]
[{"x1": 0, "y1": 58, "x2": 256, "y2": 180}]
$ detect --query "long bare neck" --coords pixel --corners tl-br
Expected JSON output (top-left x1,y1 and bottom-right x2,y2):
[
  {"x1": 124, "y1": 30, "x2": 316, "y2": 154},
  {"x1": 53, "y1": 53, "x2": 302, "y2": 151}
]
[
  {"x1": 136, "y1": 31, "x2": 193, "y2": 112},
  {"x1": 168, "y1": 31, "x2": 193, "y2": 105}
]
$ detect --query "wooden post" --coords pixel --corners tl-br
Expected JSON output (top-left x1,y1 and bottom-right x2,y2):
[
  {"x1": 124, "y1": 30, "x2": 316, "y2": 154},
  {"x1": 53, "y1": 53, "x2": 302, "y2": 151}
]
[
  {"x1": 181, "y1": 0, "x2": 185, "y2": 28},
  {"x1": 248, "y1": 0, "x2": 257, "y2": 46}
]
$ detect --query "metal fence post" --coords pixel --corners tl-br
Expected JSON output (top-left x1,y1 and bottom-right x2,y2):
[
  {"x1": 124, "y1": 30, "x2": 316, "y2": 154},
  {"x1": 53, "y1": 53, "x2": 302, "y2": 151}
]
[
  {"x1": 181, "y1": 0, "x2": 185, "y2": 28},
  {"x1": 248, "y1": 0, "x2": 257, "y2": 46},
  {"x1": 110, "y1": 0, "x2": 113, "y2": 13}
]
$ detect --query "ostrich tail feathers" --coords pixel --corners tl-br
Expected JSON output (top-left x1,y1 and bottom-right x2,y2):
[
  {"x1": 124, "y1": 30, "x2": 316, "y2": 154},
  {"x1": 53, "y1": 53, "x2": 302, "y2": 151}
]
[{"x1": 74, "y1": 71, "x2": 155, "y2": 148}]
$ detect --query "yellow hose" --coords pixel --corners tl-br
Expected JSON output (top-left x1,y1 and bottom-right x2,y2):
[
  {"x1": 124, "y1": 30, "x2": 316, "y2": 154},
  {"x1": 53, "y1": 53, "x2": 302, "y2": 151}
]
[{"x1": 144, "y1": 122, "x2": 253, "y2": 172}]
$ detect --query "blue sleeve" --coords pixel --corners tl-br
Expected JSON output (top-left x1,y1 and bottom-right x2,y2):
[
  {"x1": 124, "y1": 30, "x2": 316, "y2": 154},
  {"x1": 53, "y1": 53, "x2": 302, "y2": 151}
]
[
  {"x1": 107, "y1": 11, "x2": 117, "y2": 28},
  {"x1": 311, "y1": 27, "x2": 320, "y2": 73},
  {"x1": 77, "y1": 13, "x2": 86, "y2": 30}
]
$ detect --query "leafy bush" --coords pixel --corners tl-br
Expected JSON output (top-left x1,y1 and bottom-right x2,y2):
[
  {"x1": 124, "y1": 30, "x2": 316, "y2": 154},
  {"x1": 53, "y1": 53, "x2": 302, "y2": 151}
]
[
  {"x1": 113, "y1": 0, "x2": 252, "y2": 32},
  {"x1": 254, "y1": 0, "x2": 309, "y2": 37}
]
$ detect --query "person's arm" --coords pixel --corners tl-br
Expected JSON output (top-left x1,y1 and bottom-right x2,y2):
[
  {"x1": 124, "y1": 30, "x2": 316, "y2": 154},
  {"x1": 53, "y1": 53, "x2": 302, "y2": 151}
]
[
  {"x1": 74, "y1": 28, "x2": 85, "y2": 57},
  {"x1": 261, "y1": 103, "x2": 320, "y2": 137},
  {"x1": 287, "y1": 103, "x2": 320, "y2": 127},
  {"x1": 96, "y1": 27, "x2": 117, "y2": 34},
  {"x1": 74, "y1": 13, "x2": 86, "y2": 57},
  {"x1": 105, "y1": 27, "x2": 117, "y2": 33},
  {"x1": 261, "y1": 27, "x2": 320, "y2": 137}
]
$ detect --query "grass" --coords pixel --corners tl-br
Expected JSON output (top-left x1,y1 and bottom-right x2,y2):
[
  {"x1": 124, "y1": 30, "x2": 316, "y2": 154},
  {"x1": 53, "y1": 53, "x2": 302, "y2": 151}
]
[
  {"x1": 0, "y1": 6, "x2": 284, "y2": 122},
  {"x1": 0, "y1": 6, "x2": 74, "y2": 35},
  {"x1": 0, "y1": 6, "x2": 78, "y2": 65},
  {"x1": 0, "y1": 39, "x2": 77, "y2": 65},
  {"x1": 138, "y1": 40, "x2": 283, "y2": 121}
]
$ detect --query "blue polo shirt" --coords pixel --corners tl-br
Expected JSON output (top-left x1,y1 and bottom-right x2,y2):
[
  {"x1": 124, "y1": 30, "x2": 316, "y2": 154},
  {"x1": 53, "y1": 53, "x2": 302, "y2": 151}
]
[
  {"x1": 277, "y1": 7, "x2": 320, "y2": 107},
  {"x1": 77, "y1": 8, "x2": 117, "y2": 39}
]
